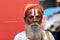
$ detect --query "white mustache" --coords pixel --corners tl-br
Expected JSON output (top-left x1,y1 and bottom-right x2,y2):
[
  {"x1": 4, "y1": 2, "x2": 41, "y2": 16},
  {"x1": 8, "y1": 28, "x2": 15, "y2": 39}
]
[
  {"x1": 28, "y1": 23, "x2": 41, "y2": 31},
  {"x1": 26, "y1": 23, "x2": 43, "y2": 40}
]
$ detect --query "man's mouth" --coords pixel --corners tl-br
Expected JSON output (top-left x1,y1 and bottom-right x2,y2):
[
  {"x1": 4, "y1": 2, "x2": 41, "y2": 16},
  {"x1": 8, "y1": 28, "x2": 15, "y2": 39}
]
[
  {"x1": 31, "y1": 23, "x2": 40, "y2": 31},
  {"x1": 31, "y1": 24, "x2": 38, "y2": 28}
]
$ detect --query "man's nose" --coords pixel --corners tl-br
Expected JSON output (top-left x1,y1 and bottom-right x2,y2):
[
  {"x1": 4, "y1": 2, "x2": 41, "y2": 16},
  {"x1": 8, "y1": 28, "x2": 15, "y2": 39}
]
[
  {"x1": 33, "y1": 17, "x2": 37, "y2": 23},
  {"x1": 33, "y1": 21, "x2": 37, "y2": 23}
]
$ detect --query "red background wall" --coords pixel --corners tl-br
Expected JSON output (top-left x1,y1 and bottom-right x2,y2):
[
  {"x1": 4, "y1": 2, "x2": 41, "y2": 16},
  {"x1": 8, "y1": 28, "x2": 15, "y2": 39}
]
[{"x1": 0, "y1": 0, "x2": 39, "y2": 40}]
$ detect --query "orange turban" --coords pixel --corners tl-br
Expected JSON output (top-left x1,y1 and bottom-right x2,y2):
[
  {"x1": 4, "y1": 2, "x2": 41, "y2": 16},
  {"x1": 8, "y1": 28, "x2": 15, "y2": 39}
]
[{"x1": 24, "y1": 4, "x2": 44, "y2": 16}]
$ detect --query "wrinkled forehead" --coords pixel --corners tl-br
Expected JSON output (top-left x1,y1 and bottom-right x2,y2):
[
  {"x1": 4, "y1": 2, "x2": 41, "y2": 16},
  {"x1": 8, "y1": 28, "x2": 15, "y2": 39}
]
[{"x1": 27, "y1": 8, "x2": 41, "y2": 16}]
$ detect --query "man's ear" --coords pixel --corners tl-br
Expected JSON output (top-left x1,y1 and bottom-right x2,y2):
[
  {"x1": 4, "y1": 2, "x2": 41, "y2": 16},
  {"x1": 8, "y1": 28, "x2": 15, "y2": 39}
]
[
  {"x1": 24, "y1": 17, "x2": 26, "y2": 23},
  {"x1": 24, "y1": 17, "x2": 28, "y2": 24},
  {"x1": 24, "y1": 17, "x2": 29, "y2": 24}
]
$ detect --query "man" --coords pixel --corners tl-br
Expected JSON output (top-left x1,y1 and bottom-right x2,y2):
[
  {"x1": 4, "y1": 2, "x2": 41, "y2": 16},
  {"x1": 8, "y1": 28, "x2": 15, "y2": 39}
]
[{"x1": 14, "y1": 4, "x2": 55, "y2": 40}]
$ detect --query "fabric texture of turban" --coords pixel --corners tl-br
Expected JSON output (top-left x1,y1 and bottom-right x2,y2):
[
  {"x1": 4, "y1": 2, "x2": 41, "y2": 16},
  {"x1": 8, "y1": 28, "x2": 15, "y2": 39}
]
[{"x1": 24, "y1": 4, "x2": 44, "y2": 16}]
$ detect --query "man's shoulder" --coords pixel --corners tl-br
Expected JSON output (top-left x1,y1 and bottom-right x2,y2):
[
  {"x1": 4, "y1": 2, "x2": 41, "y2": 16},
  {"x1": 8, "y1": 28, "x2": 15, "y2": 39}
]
[
  {"x1": 14, "y1": 31, "x2": 27, "y2": 40},
  {"x1": 17, "y1": 31, "x2": 25, "y2": 36}
]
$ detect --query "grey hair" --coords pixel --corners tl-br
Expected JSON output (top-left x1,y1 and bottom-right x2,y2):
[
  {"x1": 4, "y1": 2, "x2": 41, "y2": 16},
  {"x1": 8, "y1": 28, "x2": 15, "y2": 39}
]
[{"x1": 26, "y1": 23, "x2": 43, "y2": 40}]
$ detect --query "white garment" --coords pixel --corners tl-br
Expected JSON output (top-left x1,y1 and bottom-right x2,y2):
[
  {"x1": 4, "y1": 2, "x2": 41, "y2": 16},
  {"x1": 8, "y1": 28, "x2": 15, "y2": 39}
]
[{"x1": 14, "y1": 31, "x2": 55, "y2": 40}]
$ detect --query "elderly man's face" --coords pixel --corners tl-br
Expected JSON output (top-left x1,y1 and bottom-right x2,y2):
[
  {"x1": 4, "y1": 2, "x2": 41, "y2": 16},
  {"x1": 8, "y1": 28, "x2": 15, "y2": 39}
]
[
  {"x1": 24, "y1": 8, "x2": 43, "y2": 31},
  {"x1": 25, "y1": 8, "x2": 43, "y2": 24}
]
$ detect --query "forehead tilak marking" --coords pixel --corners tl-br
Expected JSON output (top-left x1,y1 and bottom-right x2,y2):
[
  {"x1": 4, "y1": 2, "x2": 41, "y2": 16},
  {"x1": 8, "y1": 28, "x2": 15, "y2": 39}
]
[
  {"x1": 31, "y1": 8, "x2": 38, "y2": 16},
  {"x1": 31, "y1": 8, "x2": 34, "y2": 16},
  {"x1": 35, "y1": 8, "x2": 38, "y2": 16},
  {"x1": 31, "y1": 8, "x2": 39, "y2": 21}
]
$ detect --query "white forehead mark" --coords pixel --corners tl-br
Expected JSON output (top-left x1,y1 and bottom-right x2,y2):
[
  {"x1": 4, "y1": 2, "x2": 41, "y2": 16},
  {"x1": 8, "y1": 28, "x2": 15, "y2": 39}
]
[
  {"x1": 31, "y1": 8, "x2": 34, "y2": 16},
  {"x1": 35, "y1": 8, "x2": 38, "y2": 16},
  {"x1": 31, "y1": 8, "x2": 38, "y2": 16},
  {"x1": 31, "y1": 8, "x2": 39, "y2": 21},
  {"x1": 31, "y1": 8, "x2": 36, "y2": 21}
]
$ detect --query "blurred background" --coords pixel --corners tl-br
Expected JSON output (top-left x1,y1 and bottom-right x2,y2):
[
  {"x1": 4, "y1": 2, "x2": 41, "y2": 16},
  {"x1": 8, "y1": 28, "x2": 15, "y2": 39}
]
[
  {"x1": 0, "y1": 0, "x2": 60, "y2": 40},
  {"x1": 39, "y1": 0, "x2": 60, "y2": 40}
]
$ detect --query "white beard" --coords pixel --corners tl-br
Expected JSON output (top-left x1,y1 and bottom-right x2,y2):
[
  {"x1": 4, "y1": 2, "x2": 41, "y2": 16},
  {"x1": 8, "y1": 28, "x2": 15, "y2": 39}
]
[{"x1": 26, "y1": 23, "x2": 43, "y2": 40}]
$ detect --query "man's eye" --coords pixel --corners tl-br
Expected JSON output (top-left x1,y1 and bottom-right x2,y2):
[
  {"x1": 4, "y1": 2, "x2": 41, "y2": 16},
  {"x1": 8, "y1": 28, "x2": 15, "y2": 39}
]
[
  {"x1": 29, "y1": 16, "x2": 33, "y2": 19},
  {"x1": 36, "y1": 16, "x2": 40, "y2": 18}
]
